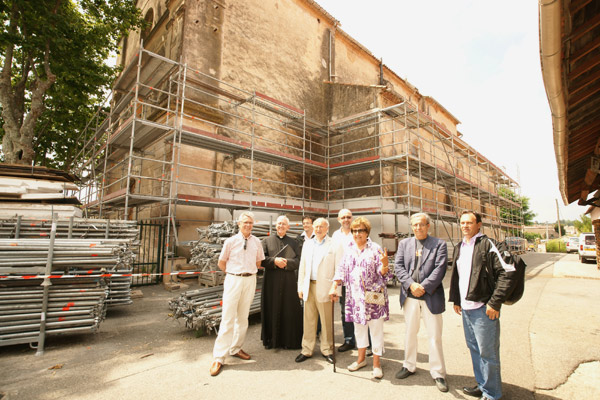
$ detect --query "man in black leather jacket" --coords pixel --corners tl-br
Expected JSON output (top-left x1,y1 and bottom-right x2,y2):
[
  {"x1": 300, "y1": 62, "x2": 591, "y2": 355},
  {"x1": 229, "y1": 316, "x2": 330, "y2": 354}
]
[{"x1": 449, "y1": 211, "x2": 511, "y2": 400}]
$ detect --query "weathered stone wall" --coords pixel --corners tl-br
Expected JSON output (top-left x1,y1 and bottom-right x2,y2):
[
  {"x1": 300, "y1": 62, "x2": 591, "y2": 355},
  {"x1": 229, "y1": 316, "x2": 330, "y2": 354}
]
[
  {"x1": 119, "y1": 0, "x2": 184, "y2": 67},
  {"x1": 217, "y1": 0, "x2": 332, "y2": 123},
  {"x1": 328, "y1": 83, "x2": 381, "y2": 200}
]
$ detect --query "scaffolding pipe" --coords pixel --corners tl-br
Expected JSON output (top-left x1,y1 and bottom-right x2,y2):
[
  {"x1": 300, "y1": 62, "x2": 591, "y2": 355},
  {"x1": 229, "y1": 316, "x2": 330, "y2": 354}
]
[{"x1": 35, "y1": 214, "x2": 57, "y2": 356}]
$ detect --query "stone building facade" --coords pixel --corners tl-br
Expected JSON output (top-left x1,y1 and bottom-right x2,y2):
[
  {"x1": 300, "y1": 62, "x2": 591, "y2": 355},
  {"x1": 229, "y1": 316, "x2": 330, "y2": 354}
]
[{"x1": 76, "y1": 0, "x2": 522, "y2": 248}]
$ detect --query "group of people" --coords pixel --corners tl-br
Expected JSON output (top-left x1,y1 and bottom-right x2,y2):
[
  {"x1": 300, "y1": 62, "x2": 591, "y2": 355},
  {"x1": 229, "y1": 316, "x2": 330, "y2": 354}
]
[{"x1": 209, "y1": 209, "x2": 513, "y2": 400}]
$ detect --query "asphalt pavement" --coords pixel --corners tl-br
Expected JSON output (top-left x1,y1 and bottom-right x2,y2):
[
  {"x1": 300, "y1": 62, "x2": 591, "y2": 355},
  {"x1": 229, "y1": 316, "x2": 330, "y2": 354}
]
[{"x1": 0, "y1": 252, "x2": 598, "y2": 400}]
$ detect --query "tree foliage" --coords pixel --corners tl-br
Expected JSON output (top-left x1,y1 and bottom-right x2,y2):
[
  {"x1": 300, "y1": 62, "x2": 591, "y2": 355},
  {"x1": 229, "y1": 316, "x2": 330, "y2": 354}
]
[
  {"x1": 0, "y1": 0, "x2": 143, "y2": 168},
  {"x1": 574, "y1": 214, "x2": 593, "y2": 233},
  {"x1": 498, "y1": 187, "x2": 536, "y2": 226},
  {"x1": 553, "y1": 223, "x2": 565, "y2": 236},
  {"x1": 523, "y1": 232, "x2": 541, "y2": 241}
]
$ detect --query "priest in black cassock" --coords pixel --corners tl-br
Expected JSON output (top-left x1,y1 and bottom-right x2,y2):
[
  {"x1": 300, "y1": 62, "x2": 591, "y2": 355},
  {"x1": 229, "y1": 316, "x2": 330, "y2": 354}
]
[{"x1": 261, "y1": 215, "x2": 303, "y2": 349}]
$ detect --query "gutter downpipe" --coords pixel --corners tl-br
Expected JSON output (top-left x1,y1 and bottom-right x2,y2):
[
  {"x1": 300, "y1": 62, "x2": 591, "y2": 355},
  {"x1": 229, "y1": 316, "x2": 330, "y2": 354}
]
[{"x1": 539, "y1": 0, "x2": 569, "y2": 204}]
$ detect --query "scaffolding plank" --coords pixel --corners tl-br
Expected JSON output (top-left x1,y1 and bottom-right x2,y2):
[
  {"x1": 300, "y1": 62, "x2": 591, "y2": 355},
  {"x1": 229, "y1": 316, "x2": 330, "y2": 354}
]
[
  {"x1": 179, "y1": 125, "x2": 327, "y2": 173},
  {"x1": 176, "y1": 194, "x2": 328, "y2": 214},
  {"x1": 255, "y1": 91, "x2": 305, "y2": 116}
]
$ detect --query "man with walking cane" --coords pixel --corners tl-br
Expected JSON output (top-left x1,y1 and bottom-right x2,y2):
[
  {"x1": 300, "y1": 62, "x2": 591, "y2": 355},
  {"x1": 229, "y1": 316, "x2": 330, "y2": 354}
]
[{"x1": 295, "y1": 218, "x2": 342, "y2": 368}]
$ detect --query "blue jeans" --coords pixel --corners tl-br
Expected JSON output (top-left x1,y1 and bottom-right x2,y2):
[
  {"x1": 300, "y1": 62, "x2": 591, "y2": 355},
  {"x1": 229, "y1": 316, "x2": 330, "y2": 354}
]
[{"x1": 462, "y1": 306, "x2": 502, "y2": 400}]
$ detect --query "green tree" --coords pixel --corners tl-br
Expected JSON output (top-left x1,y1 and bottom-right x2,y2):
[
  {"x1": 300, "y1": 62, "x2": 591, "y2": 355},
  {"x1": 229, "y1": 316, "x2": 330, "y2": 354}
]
[
  {"x1": 574, "y1": 214, "x2": 593, "y2": 233},
  {"x1": 0, "y1": 0, "x2": 143, "y2": 167},
  {"x1": 524, "y1": 232, "x2": 541, "y2": 241},
  {"x1": 498, "y1": 187, "x2": 536, "y2": 225},
  {"x1": 554, "y1": 223, "x2": 565, "y2": 236}
]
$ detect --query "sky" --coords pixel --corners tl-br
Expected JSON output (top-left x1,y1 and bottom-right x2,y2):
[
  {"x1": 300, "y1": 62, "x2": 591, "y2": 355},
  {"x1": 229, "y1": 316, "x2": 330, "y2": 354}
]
[{"x1": 315, "y1": 0, "x2": 585, "y2": 223}]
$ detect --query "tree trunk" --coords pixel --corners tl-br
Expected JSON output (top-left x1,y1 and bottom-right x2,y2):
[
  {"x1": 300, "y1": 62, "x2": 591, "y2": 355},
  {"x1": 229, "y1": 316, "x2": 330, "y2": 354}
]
[{"x1": 0, "y1": 4, "x2": 56, "y2": 165}]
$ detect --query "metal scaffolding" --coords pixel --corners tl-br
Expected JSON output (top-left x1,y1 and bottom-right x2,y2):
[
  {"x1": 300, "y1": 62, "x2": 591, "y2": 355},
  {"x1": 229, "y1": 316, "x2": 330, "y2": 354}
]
[
  {"x1": 72, "y1": 46, "x2": 523, "y2": 261},
  {"x1": 326, "y1": 102, "x2": 523, "y2": 253}
]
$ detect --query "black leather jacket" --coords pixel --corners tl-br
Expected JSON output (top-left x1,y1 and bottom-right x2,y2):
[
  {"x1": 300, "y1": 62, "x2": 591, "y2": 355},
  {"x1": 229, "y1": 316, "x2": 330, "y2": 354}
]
[{"x1": 449, "y1": 234, "x2": 511, "y2": 311}]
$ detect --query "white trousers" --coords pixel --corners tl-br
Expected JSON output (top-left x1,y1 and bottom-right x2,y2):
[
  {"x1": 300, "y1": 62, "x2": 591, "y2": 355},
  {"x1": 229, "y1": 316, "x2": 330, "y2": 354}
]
[
  {"x1": 354, "y1": 318, "x2": 385, "y2": 356},
  {"x1": 212, "y1": 274, "x2": 256, "y2": 363},
  {"x1": 403, "y1": 297, "x2": 446, "y2": 378}
]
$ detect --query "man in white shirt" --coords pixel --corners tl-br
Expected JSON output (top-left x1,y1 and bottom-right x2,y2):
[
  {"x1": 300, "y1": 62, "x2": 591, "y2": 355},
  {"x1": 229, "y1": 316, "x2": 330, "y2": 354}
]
[
  {"x1": 330, "y1": 208, "x2": 356, "y2": 352},
  {"x1": 296, "y1": 215, "x2": 314, "y2": 253},
  {"x1": 295, "y1": 218, "x2": 342, "y2": 364},
  {"x1": 299, "y1": 215, "x2": 314, "y2": 241},
  {"x1": 210, "y1": 211, "x2": 265, "y2": 376},
  {"x1": 449, "y1": 211, "x2": 511, "y2": 400}
]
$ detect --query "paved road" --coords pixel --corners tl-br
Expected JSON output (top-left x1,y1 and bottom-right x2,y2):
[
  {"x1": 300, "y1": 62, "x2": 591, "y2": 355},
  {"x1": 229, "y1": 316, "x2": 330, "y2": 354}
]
[{"x1": 0, "y1": 253, "x2": 598, "y2": 400}]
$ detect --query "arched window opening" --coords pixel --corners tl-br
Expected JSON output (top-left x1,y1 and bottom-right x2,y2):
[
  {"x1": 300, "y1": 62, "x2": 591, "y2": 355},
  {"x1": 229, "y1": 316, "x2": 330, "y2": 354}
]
[{"x1": 141, "y1": 9, "x2": 154, "y2": 42}]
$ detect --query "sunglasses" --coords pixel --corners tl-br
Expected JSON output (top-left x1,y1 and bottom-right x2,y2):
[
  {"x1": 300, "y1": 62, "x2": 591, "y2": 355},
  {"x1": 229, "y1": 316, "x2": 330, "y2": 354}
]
[{"x1": 351, "y1": 229, "x2": 368, "y2": 234}]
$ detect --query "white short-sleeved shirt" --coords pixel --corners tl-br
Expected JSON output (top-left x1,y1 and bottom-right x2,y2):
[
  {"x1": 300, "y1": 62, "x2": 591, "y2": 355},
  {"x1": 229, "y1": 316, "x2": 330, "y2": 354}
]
[{"x1": 219, "y1": 232, "x2": 265, "y2": 274}]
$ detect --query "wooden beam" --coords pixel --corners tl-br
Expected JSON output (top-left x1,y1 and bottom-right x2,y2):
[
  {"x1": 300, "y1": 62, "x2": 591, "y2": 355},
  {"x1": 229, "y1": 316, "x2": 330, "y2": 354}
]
[
  {"x1": 569, "y1": 66, "x2": 600, "y2": 96},
  {"x1": 578, "y1": 187, "x2": 590, "y2": 205},
  {"x1": 570, "y1": 12, "x2": 600, "y2": 43},
  {"x1": 568, "y1": 78, "x2": 600, "y2": 108},
  {"x1": 568, "y1": 51, "x2": 600, "y2": 80},
  {"x1": 570, "y1": 0, "x2": 594, "y2": 15},
  {"x1": 570, "y1": 32, "x2": 600, "y2": 64}
]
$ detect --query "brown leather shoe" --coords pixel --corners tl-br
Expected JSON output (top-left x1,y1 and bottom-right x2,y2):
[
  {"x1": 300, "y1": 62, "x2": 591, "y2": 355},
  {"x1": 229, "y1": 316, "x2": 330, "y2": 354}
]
[
  {"x1": 232, "y1": 349, "x2": 251, "y2": 360},
  {"x1": 210, "y1": 361, "x2": 222, "y2": 376}
]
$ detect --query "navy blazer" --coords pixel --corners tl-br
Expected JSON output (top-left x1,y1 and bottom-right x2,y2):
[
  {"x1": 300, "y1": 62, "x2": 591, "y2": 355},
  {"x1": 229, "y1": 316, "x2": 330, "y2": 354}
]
[{"x1": 394, "y1": 235, "x2": 448, "y2": 314}]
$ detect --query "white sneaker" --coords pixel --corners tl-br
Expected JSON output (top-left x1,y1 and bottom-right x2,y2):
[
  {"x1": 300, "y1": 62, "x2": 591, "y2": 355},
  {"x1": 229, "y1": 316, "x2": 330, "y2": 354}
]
[
  {"x1": 347, "y1": 360, "x2": 367, "y2": 371},
  {"x1": 372, "y1": 367, "x2": 383, "y2": 379}
]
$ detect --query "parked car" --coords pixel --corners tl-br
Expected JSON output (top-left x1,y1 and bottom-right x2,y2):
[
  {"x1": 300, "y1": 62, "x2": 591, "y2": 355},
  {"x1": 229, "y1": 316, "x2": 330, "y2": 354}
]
[
  {"x1": 578, "y1": 233, "x2": 597, "y2": 263},
  {"x1": 566, "y1": 236, "x2": 580, "y2": 253}
]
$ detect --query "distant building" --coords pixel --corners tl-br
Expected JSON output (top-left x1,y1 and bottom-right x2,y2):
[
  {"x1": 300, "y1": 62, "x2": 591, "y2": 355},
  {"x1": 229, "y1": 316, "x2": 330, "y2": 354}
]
[{"x1": 524, "y1": 225, "x2": 559, "y2": 239}]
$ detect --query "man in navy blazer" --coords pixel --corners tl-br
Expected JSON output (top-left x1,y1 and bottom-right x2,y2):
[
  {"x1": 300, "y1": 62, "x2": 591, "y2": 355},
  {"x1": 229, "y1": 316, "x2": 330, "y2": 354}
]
[{"x1": 394, "y1": 213, "x2": 448, "y2": 393}]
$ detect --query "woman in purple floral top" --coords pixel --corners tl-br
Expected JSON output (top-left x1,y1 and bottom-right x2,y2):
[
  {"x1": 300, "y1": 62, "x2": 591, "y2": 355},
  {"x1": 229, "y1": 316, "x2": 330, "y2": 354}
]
[{"x1": 329, "y1": 217, "x2": 391, "y2": 379}]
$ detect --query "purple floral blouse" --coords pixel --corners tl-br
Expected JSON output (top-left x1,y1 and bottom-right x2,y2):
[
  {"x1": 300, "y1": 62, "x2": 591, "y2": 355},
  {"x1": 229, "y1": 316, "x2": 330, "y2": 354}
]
[{"x1": 333, "y1": 238, "x2": 393, "y2": 325}]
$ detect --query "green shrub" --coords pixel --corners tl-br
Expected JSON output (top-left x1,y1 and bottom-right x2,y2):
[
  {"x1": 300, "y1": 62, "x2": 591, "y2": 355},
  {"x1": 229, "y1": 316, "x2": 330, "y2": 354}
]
[{"x1": 546, "y1": 239, "x2": 566, "y2": 253}]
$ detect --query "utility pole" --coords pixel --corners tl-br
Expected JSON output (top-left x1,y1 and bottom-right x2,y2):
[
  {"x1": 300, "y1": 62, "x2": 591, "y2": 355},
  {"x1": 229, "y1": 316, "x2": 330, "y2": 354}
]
[
  {"x1": 517, "y1": 165, "x2": 524, "y2": 237},
  {"x1": 556, "y1": 199, "x2": 563, "y2": 238}
]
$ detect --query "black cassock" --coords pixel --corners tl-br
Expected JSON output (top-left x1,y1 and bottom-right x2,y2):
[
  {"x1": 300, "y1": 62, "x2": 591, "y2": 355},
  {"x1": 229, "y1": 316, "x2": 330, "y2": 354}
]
[{"x1": 261, "y1": 234, "x2": 303, "y2": 349}]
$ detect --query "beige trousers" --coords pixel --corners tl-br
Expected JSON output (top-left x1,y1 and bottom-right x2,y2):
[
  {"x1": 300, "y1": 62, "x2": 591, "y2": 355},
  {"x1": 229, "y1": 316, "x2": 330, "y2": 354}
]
[
  {"x1": 212, "y1": 274, "x2": 256, "y2": 363},
  {"x1": 301, "y1": 281, "x2": 333, "y2": 356}
]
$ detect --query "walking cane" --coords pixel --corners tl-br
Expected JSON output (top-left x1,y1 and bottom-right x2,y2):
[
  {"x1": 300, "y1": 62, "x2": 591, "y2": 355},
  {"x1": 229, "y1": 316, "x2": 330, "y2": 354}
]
[{"x1": 331, "y1": 298, "x2": 336, "y2": 373}]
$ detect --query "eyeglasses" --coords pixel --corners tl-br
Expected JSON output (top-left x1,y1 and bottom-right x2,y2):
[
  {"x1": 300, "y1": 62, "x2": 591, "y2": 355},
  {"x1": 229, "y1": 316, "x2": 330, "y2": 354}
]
[
  {"x1": 351, "y1": 229, "x2": 368, "y2": 234},
  {"x1": 243, "y1": 238, "x2": 247, "y2": 250},
  {"x1": 340, "y1": 216, "x2": 352, "y2": 220},
  {"x1": 412, "y1": 223, "x2": 428, "y2": 228}
]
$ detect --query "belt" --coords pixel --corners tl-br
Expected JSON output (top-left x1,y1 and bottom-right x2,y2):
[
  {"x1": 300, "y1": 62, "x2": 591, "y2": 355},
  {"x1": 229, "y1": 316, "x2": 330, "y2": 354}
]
[
  {"x1": 310, "y1": 280, "x2": 317, "y2": 283},
  {"x1": 227, "y1": 272, "x2": 255, "y2": 277}
]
